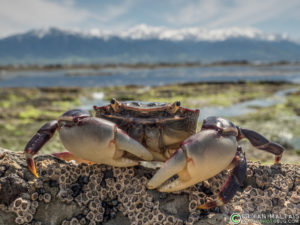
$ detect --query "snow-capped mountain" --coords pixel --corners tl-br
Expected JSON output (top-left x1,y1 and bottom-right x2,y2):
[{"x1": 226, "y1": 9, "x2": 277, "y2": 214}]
[
  {"x1": 0, "y1": 26, "x2": 299, "y2": 65},
  {"x1": 18, "y1": 25, "x2": 290, "y2": 42},
  {"x1": 87, "y1": 25, "x2": 291, "y2": 42}
]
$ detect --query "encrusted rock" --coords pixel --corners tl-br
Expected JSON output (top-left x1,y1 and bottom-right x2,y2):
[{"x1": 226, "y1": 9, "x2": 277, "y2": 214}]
[{"x1": 0, "y1": 147, "x2": 299, "y2": 225}]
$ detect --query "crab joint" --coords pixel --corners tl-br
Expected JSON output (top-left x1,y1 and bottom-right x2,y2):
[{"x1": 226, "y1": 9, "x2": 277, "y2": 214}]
[{"x1": 275, "y1": 153, "x2": 282, "y2": 164}]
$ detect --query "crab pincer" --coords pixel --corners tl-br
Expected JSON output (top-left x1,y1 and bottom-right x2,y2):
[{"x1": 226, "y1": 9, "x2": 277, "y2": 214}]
[
  {"x1": 147, "y1": 117, "x2": 284, "y2": 209},
  {"x1": 24, "y1": 109, "x2": 153, "y2": 178}
]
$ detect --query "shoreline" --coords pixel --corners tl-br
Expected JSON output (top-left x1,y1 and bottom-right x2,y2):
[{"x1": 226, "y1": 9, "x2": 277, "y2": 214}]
[{"x1": 1, "y1": 60, "x2": 299, "y2": 72}]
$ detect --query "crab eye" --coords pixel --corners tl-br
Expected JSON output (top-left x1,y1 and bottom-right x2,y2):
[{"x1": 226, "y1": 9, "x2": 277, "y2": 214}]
[{"x1": 110, "y1": 98, "x2": 116, "y2": 104}]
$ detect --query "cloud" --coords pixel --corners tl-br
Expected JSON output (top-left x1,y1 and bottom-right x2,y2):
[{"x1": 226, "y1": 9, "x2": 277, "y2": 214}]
[
  {"x1": 0, "y1": 0, "x2": 299, "y2": 38},
  {"x1": 166, "y1": 0, "x2": 222, "y2": 25},
  {"x1": 208, "y1": 0, "x2": 300, "y2": 28},
  {"x1": 0, "y1": 0, "x2": 89, "y2": 36},
  {"x1": 0, "y1": 0, "x2": 135, "y2": 37},
  {"x1": 165, "y1": 0, "x2": 300, "y2": 28}
]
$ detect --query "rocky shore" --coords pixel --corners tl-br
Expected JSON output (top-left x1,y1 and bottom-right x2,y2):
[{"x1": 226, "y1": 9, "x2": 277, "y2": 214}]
[{"x1": 0, "y1": 147, "x2": 299, "y2": 225}]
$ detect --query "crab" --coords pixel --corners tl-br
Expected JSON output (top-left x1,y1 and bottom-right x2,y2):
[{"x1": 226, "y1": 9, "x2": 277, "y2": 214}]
[{"x1": 24, "y1": 99, "x2": 284, "y2": 209}]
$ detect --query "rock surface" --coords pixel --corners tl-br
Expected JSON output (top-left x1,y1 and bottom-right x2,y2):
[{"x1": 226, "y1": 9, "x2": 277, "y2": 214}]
[{"x1": 0, "y1": 147, "x2": 299, "y2": 225}]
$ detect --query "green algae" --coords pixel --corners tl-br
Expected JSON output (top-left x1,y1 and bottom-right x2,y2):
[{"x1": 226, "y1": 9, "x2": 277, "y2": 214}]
[{"x1": 0, "y1": 82, "x2": 299, "y2": 164}]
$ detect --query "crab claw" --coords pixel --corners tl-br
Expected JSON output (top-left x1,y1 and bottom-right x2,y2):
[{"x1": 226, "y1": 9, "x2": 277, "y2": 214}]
[
  {"x1": 115, "y1": 127, "x2": 153, "y2": 161},
  {"x1": 147, "y1": 148, "x2": 187, "y2": 190},
  {"x1": 24, "y1": 108, "x2": 154, "y2": 177},
  {"x1": 58, "y1": 117, "x2": 153, "y2": 167},
  {"x1": 147, "y1": 129, "x2": 238, "y2": 192}
]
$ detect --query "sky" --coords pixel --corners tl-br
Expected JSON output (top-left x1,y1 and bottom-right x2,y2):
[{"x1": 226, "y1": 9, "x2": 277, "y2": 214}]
[{"x1": 1, "y1": 0, "x2": 300, "y2": 39}]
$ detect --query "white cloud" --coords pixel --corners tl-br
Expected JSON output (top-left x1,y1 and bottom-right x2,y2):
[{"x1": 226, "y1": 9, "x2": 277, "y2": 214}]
[
  {"x1": 166, "y1": 0, "x2": 222, "y2": 25},
  {"x1": 208, "y1": 0, "x2": 300, "y2": 28},
  {"x1": 0, "y1": 0, "x2": 135, "y2": 37},
  {"x1": 165, "y1": 0, "x2": 300, "y2": 28},
  {"x1": 0, "y1": 0, "x2": 90, "y2": 37},
  {"x1": 0, "y1": 0, "x2": 299, "y2": 38}
]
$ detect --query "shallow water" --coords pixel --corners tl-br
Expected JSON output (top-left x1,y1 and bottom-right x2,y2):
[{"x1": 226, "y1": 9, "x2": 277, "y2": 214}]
[
  {"x1": 198, "y1": 87, "x2": 300, "y2": 120},
  {"x1": 1, "y1": 64, "x2": 300, "y2": 87}
]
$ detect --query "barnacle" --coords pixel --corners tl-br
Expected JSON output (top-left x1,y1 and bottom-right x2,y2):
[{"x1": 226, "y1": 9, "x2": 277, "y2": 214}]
[
  {"x1": 43, "y1": 193, "x2": 51, "y2": 203},
  {"x1": 10, "y1": 198, "x2": 34, "y2": 224},
  {"x1": 31, "y1": 192, "x2": 39, "y2": 201},
  {"x1": 290, "y1": 191, "x2": 300, "y2": 204},
  {"x1": 15, "y1": 216, "x2": 24, "y2": 225}
]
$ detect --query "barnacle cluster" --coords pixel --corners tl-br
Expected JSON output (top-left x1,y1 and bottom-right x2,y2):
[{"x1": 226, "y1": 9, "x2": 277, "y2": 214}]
[
  {"x1": 10, "y1": 197, "x2": 37, "y2": 224},
  {"x1": 0, "y1": 148, "x2": 299, "y2": 225},
  {"x1": 222, "y1": 162, "x2": 300, "y2": 216},
  {"x1": 31, "y1": 159, "x2": 186, "y2": 224}
]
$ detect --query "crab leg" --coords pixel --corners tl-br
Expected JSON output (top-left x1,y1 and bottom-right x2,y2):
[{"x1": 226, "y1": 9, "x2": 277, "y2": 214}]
[
  {"x1": 198, "y1": 147, "x2": 247, "y2": 209},
  {"x1": 239, "y1": 128, "x2": 284, "y2": 164},
  {"x1": 24, "y1": 120, "x2": 58, "y2": 177},
  {"x1": 147, "y1": 148, "x2": 187, "y2": 190}
]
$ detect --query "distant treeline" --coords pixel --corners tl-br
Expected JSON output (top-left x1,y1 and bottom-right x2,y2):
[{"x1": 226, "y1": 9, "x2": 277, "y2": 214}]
[{"x1": 0, "y1": 60, "x2": 299, "y2": 72}]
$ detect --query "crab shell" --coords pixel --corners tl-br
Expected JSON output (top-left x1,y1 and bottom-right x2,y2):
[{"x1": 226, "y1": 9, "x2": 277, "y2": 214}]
[{"x1": 94, "y1": 99, "x2": 200, "y2": 161}]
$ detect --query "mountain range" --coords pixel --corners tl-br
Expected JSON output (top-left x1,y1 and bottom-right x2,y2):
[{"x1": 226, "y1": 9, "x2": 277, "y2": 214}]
[{"x1": 0, "y1": 26, "x2": 300, "y2": 65}]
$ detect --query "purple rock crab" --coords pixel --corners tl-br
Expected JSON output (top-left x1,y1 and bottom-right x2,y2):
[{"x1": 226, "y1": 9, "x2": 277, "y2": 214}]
[{"x1": 24, "y1": 99, "x2": 284, "y2": 209}]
